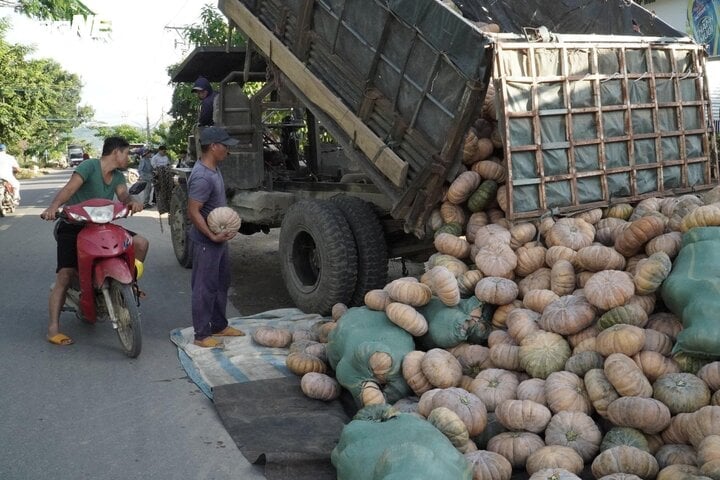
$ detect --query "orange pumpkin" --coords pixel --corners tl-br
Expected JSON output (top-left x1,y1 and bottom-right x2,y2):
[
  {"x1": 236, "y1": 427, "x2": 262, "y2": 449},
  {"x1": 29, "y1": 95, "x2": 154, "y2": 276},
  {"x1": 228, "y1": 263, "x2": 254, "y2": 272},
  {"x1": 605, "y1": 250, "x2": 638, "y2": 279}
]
[
  {"x1": 475, "y1": 243, "x2": 518, "y2": 279},
  {"x1": 584, "y1": 270, "x2": 635, "y2": 310},
  {"x1": 469, "y1": 368, "x2": 519, "y2": 412},
  {"x1": 364, "y1": 289, "x2": 392, "y2": 311},
  {"x1": 487, "y1": 431, "x2": 545, "y2": 469},
  {"x1": 544, "y1": 410, "x2": 602, "y2": 462},
  {"x1": 401, "y1": 351, "x2": 432, "y2": 396},
  {"x1": 577, "y1": 245, "x2": 627, "y2": 272},
  {"x1": 447, "y1": 171, "x2": 481, "y2": 204},
  {"x1": 421, "y1": 348, "x2": 463, "y2": 389},
  {"x1": 539, "y1": 295, "x2": 596, "y2": 335},
  {"x1": 544, "y1": 371, "x2": 592, "y2": 415},
  {"x1": 596, "y1": 324, "x2": 646, "y2": 357},
  {"x1": 300, "y1": 372, "x2": 341, "y2": 401},
  {"x1": 434, "y1": 232, "x2": 471, "y2": 259},
  {"x1": 614, "y1": 216, "x2": 665, "y2": 257},
  {"x1": 550, "y1": 259, "x2": 576, "y2": 296},
  {"x1": 591, "y1": 445, "x2": 659, "y2": 479},
  {"x1": 496, "y1": 399, "x2": 552, "y2": 433},
  {"x1": 584, "y1": 368, "x2": 619, "y2": 419},
  {"x1": 475, "y1": 276, "x2": 519, "y2": 305},
  {"x1": 544, "y1": 218, "x2": 595, "y2": 251},
  {"x1": 604, "y1": 353, "x2": 653, "y2": 397},
  {"x1": 384, "y1": 279, "x2": 432, "y2": 306},
  {"x1": 606, "y1": 396, "x2": 672, "y2": 434},
  {"x1": 424, "y1": 266, "x2": 461, "y2": 306},
  {"x1": 385, "y1": 302, "x2": 428, "y2": 336}
]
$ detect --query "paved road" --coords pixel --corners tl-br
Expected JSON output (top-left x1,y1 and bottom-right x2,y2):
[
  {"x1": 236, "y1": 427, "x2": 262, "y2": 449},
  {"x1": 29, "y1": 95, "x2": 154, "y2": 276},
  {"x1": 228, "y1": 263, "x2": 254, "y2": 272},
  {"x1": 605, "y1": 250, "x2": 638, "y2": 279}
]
[{"x1": 0, "y1": 170, "x2": 264, "y2": 480}]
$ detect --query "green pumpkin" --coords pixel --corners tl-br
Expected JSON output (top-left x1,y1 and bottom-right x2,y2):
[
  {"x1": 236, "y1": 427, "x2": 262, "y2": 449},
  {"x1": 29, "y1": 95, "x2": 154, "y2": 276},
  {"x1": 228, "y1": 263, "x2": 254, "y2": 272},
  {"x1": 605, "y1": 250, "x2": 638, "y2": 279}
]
[
  {"x1": 518, "y1": 331, "x2": 571, "y2": 379},
  {"x1": 597, "y1": 303, "x2": 648, "y2": 330},
  {"x1": 600, "y1": 427, "x2": 650, "y2": 453},
  {"x1": 467, "y1": 180, "x2": 498, "y2": 213},
  {"x1": 672, "y1": 352, "x2": 710, "y2": 375},
  {"x1": 434, "y1": 222, "x2": 463, "y2": 238},
  {"x1": 564, "y1": 351, "x2": 605, "y2": 377},
  {"x1": 652, "y1": 372, "x2": 711, "y2": 415}
]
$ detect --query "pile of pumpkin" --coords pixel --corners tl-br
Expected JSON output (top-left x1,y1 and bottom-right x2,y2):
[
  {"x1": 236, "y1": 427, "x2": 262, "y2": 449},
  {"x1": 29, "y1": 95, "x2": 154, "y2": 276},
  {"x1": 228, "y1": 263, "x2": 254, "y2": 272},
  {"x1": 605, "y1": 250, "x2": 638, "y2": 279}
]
[{"x1": 248, "y1": 183, "x2": 720, "y2": 479}]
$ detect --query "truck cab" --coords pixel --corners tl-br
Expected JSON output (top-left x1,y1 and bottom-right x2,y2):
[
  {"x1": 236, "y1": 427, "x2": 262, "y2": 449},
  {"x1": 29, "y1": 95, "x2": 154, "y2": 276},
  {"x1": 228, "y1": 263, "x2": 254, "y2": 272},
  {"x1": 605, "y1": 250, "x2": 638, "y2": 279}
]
[{"x1": 68, "y1": 145, "x2": 85, "y2": 167}]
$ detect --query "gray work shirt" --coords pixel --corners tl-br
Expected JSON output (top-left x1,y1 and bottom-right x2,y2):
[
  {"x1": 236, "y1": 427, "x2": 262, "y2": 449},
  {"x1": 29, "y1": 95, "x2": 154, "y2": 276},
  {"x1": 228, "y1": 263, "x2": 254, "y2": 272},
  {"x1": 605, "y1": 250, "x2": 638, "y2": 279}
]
[{"x1": 187, "y1": 160, "x2": 226, "y2": 244}]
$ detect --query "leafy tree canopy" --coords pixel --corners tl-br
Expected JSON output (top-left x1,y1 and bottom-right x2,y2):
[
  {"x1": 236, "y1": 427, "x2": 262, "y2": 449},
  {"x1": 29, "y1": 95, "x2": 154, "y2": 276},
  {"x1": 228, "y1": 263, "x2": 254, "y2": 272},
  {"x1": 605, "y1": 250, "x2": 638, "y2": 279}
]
[
  {"x1": 92, "y1": 124, "x2": 146, "y2": 145},
  {"x1": 165, "y1": 4, "x2": 245, "y2": 156},
  {"x1": 0, "y1": 0, "x2": 93, "y2": 22},
  {"x1": 0, "y1": 18, "x2": 93, "y2": 161}
]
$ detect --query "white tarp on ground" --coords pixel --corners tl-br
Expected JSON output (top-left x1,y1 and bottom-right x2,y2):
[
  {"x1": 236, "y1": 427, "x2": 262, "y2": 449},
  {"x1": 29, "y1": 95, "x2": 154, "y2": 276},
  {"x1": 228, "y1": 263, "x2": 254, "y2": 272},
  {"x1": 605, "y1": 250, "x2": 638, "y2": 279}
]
[{"x1": 170, "y1": 308, "x2": 326, "y2": 399}]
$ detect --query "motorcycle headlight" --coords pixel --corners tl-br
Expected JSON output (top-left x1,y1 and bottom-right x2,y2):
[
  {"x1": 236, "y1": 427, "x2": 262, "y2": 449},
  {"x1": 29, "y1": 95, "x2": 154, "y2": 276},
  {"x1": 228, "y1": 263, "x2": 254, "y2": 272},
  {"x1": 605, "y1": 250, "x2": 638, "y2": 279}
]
[{"x1": 83, "y1": 205, "x2": 115, "y2": 223}]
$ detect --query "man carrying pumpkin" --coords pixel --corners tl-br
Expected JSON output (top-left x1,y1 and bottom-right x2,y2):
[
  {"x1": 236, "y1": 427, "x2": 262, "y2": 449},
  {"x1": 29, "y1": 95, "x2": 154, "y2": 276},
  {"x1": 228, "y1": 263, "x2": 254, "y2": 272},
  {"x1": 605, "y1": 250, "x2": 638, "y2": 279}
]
[{"x1": 187, "y1": 126, "x2": 245, "y2": 348}]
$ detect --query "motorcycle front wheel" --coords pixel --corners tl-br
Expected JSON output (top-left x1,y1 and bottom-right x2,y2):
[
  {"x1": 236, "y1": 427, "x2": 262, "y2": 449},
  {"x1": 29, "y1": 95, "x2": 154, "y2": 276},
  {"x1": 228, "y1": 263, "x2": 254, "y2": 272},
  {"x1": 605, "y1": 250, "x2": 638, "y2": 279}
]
[{"x1": 107, "y1": 279, "x2": 142, "y2": 358}]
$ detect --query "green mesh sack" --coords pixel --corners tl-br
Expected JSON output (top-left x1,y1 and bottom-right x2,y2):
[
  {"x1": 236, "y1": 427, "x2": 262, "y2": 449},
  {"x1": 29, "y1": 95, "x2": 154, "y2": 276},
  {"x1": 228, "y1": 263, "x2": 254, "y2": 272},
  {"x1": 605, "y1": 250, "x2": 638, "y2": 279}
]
[
  {"x1": 331, "y1": 405, "x2": 472, "y2": 480},
  {"x1": 660, "y1": 227, "x2": 720, "y2": 359},
  {"x1": 416, "y1": 296, "x2": 490, "y2": 349},
  {"x1": 327, "y1": 307, "x2": 414, "y2": 406}
]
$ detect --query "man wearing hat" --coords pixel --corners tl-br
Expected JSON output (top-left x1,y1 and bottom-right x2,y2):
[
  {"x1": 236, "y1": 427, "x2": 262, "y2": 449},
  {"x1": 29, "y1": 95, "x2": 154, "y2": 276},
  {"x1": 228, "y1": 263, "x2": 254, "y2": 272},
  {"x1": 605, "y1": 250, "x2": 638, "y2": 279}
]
[
  {"x1": 0, "y1": 144, "x2": 20, "y2": 204},
  {"x1": 191, "y1": 76, "x2": 218, "y2": 127},
  {"x1": 186, "y1": 126, "x2": 244, "y2": 348}
]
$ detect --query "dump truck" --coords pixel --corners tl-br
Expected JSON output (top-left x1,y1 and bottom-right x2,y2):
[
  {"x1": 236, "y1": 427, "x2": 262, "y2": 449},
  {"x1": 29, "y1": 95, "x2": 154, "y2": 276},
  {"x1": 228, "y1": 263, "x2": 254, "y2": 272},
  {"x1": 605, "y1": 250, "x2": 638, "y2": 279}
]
[{"x1": 168, "y1": 0, "x2": 717, "y2": 315}]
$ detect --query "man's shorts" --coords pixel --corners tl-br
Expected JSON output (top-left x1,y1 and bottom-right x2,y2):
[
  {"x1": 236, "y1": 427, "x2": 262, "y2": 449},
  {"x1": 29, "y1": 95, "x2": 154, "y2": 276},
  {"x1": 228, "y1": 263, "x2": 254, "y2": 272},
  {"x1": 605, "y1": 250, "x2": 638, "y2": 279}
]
[{"x1": 54, "y1": 221, "x2": 136, "y2": 272}]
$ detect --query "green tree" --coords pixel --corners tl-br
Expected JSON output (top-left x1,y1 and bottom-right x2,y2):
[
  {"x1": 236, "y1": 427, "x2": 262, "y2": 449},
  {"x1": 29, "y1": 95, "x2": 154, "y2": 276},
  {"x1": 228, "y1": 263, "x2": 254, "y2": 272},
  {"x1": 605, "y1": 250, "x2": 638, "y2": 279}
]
[
  {"x1": 165, "y1": 4, "x2": 245, "y2": 156},
  {"x1": 0, "y1": 18, "x2": 92, "y2": 162},
  {"x1": 0, "y1": 0, "x2": 93, "y2": 21},
  {"x1": 92, "y1": 124, "x2": 145, "y2": 145}
]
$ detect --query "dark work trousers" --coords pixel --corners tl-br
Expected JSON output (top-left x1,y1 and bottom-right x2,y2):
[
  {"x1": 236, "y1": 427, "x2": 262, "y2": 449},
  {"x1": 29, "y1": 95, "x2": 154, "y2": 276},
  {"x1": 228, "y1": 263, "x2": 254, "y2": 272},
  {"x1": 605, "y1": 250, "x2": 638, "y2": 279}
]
[{"x1": 191, "y1": 240, "x2": 230, "y2": 340}]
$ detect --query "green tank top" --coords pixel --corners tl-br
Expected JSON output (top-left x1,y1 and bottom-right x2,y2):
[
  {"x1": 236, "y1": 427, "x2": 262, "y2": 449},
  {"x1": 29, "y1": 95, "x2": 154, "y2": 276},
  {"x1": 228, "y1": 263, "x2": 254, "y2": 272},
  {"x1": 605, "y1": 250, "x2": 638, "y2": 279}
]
[{"x1": 68, "y1": 158, "x2": 126, "y2": 205}]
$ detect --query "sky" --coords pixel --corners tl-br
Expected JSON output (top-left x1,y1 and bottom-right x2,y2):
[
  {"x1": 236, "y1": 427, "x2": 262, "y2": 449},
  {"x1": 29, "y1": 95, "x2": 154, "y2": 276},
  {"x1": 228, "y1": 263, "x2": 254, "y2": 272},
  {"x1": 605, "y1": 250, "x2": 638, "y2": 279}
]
[{"x1": 3, "y1": 0, "x2": 213, "y2": 127}]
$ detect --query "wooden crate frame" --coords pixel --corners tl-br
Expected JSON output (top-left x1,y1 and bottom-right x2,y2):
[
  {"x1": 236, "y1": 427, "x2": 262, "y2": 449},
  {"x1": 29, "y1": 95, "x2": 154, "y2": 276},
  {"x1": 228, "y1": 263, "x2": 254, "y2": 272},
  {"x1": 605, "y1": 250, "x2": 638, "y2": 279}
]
[{"x1": 493, "y1": 34, "x2": 718, "y2": 220}]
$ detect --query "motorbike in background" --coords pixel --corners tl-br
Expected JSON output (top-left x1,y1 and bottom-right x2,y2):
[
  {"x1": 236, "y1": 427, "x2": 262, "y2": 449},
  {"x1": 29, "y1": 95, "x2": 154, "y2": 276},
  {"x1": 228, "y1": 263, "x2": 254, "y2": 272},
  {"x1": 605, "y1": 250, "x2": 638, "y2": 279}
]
[
  {"x1": 57, "y1": 199, "x2": 143, "y2": 357},
  {"x1": 0, "y1": 178, "x2": 16, "y2": 216}
]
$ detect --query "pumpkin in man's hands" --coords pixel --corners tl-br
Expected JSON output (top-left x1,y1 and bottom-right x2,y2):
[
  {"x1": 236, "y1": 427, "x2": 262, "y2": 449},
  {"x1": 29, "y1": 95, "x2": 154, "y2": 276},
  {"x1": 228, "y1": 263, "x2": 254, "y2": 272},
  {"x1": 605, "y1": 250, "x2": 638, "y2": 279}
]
[{"x1": 207, "y1": 206, "x2": 241, "y2": 234}]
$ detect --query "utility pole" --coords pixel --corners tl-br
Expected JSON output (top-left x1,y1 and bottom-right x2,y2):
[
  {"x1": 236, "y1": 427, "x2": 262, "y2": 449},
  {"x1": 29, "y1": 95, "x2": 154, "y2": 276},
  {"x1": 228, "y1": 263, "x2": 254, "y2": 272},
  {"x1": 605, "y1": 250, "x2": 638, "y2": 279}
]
[{"x1": 145, "y1": 97, "x2": 151, "y2": 145}]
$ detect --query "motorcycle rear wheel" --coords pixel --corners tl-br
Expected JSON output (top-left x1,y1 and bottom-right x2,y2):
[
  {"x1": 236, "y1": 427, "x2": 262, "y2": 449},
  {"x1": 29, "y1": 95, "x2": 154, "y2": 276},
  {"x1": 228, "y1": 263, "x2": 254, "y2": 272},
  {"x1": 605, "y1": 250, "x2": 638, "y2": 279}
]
[{"x1": 108, "y1": 279, "x2": 142, "y2": 358}]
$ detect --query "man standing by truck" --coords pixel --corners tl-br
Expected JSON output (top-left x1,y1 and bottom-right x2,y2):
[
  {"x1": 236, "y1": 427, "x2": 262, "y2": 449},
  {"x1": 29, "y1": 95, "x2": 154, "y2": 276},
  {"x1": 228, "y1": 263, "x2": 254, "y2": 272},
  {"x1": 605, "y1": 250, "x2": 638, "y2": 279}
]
[
  {"x1": 191, "y1": 76, "x2": 217, "y2": 127},
  {"x1": 187, "y1": 126, "x2": 243, "y2": 348}
]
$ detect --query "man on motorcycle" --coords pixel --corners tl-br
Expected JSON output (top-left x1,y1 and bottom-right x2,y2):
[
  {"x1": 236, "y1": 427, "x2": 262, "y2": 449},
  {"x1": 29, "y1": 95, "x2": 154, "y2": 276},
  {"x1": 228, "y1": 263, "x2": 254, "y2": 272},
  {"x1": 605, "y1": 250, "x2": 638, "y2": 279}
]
[
  {"x1": 0, "y1": 144, "x2": 20, "y2": 205},
  {"x1": 40, "y1": 136, "x2": 150, "y2": 346}
]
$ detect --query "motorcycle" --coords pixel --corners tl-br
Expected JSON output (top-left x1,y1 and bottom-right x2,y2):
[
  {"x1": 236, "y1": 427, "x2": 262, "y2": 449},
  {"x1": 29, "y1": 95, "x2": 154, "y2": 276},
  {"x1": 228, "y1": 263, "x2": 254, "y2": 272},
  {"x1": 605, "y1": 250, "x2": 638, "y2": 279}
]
[
  {"x1": 0, "y1": 178, "x2": 16, "y2": 216},
  {"x1": 57, "y1": 198, "x2": 142, "y2": 357}
]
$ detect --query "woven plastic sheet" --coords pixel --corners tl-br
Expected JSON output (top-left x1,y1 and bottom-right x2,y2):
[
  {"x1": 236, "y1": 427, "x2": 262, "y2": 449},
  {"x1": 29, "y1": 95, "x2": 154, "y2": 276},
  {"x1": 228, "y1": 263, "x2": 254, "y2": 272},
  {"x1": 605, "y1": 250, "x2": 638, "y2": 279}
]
[
  {"x1": 170, "y1": 308, "x2": 326, "y2": 399},
  {"x1": 661, "y1": 227, "x2": 720, "y2": 359}
]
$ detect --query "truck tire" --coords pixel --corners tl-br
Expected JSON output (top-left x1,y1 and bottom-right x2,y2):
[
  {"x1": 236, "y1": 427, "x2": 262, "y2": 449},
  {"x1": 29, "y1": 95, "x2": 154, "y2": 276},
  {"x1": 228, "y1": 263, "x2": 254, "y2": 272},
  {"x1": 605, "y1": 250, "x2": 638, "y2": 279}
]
[
  {"x1": 279, "y1": 200, "x2": 358, "y2": 315},
  {"x1": 330, "y1": 196, "x2": 388, "y2": 306},
  {"x1": 169, "y1": 186, "x2": 193, "y2": 268}
]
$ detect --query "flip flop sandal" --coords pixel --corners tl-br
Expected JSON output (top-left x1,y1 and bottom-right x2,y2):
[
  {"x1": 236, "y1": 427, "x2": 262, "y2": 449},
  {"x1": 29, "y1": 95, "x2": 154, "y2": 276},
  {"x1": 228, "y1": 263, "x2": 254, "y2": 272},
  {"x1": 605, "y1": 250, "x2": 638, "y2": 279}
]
[{"x1": 47, "y1": 333, "x2": 74, "y2": 346}]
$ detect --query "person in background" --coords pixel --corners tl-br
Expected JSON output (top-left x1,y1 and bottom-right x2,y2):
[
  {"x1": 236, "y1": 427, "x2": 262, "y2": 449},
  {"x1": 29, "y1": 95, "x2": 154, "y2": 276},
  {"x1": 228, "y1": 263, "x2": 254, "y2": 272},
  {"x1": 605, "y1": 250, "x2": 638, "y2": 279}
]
[
  {"x1": 187, "y1": 126, "x2": 243, "y2": 348},
  {"x1": 40, "y1": 136, "x2": 149, "y2": 346},
  {"x1": 137, "y1": 148, "x2": 154, "y2": 208},
  {"x1": 191, "y1": 76, "x2": 218, "y2": 127},
  {"x1": 0, "y1": 144, "x2": 21, "y2": 204},
  {"x1": 151, "y1": 145, "x2": 170, "y2": 168}
]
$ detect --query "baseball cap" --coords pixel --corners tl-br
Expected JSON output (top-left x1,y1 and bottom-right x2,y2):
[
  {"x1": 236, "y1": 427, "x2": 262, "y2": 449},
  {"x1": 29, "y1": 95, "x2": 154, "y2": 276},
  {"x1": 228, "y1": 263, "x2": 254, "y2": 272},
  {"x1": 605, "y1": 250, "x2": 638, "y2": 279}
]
[{"x1": 199, "y1": 127, "x2": 239, "y2": 146}]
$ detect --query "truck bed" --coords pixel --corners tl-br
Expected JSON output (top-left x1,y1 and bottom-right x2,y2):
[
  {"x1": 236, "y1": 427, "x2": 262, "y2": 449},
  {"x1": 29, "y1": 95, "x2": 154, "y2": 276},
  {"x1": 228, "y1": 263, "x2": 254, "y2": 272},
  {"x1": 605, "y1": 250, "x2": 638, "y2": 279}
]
[{"x1": 219, "y1": 0, "x2": 492, "y2": 236}]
